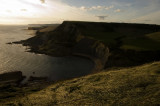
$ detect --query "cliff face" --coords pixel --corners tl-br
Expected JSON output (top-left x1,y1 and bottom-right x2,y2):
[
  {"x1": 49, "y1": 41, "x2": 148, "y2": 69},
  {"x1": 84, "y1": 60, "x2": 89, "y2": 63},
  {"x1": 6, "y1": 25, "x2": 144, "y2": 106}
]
[
  {"x1": 73, "y1": 38, "x2": 109, "y2": 70},
  {"x1": 22, "y1": 21, "x2": 110, "y2": 70},
  {"x1": 20, "y1": 21, "x2": 160, "y2": 70}
]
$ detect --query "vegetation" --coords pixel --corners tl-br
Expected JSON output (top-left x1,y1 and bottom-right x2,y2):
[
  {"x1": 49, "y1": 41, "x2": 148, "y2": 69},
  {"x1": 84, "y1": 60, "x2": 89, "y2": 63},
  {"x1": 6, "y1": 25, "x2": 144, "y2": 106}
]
[
  {"x1": 5, "y1": 21, "x2": 159, "y2": 105},
  {"x1": 68, "y1": 21, "x2": 160, "y2": 67},
  {"x1": 146, "y1": 32, "x2": 160, "y2": 42},
  {"x1": 1, "y1": 61, "x2": 160, "y2": 105},
  {"x1": 0, "y1": 81, "x2": 52, "y2": 104},
  {"x1": 73, "y1": 21, "x2": 160, "y2": 51}
]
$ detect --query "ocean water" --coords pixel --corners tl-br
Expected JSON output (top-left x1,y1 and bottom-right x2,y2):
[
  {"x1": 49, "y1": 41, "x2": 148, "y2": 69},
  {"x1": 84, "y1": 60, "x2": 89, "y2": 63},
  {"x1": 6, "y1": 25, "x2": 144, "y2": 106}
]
[{"x1": 0, "y1": 25, "x2": 94, "y2": 81}]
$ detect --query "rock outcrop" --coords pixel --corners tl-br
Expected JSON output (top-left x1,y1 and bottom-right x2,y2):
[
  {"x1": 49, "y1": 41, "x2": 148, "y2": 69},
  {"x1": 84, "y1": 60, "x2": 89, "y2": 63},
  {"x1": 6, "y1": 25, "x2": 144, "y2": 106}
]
[
  {"x1": 12, "y1": 21, "x2": 160, "y2": 71},
  {"x1": 18, "y1": 21, "x2": 110, "y2": 71},
  {"x1": 0, "y1": 71, "x2": 24, "y2": 83},
  {"x1": 73, "y1": 38, "x2": 109, "y2": 70}
]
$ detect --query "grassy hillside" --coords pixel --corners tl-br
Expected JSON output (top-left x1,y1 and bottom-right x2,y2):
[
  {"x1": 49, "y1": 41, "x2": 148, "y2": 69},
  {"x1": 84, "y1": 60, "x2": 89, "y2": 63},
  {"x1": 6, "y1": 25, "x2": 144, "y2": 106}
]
[
  {"x1": 3, "y1": 22, "x2": 160, "y2": 105},
  {"x1": 146, "y1": 32, "x2": 160, "y2": 42},
  {"x1": 2, "y1": 61, "x2": 160, "y2": 105},
  {"x1": 71, "y1": 21, "x2": 160, "y2": 51},
  {"x1": 121, "y1": 32, "x2": 160, "y2": 51},
  {"x1": 39, "y1": 25, "x2": 60, "y2": 33},
  {"x1": 68, "y1": 21, "x2": 160, "y2": 67}
]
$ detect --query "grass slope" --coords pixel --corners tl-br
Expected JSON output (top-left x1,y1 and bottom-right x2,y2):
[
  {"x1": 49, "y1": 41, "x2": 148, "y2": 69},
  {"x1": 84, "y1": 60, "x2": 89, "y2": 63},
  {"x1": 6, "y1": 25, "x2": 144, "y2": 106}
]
[
  {"x1": 121, "y1": 32, "x2": 160, "y2": 51},
  {"x1": 2, "y1": 61, "x2": 160, "y2": 105},
  {"x1": 146, "y1": 32, "x2": 160, "y2": 42},
  {"x1": 71, "y1": 21, "x2": 160, "y2": 51}
]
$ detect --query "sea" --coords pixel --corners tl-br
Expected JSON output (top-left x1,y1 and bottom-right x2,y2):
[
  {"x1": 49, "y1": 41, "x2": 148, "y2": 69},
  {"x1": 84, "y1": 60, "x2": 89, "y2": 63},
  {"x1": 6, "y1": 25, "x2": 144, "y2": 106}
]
[{"x1": 0, "y1": 25, "x2": 94, "y2": 81}]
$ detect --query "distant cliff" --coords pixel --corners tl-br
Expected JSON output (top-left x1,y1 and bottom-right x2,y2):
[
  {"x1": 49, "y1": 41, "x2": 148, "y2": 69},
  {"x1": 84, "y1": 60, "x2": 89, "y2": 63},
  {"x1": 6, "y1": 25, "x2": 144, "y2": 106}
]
[
  {"x1": 20, "y1": 21, "x2": 110, "y2": 70},
  {"x1": 17, "y1": 21, "x2": 160, "y2": 70}
]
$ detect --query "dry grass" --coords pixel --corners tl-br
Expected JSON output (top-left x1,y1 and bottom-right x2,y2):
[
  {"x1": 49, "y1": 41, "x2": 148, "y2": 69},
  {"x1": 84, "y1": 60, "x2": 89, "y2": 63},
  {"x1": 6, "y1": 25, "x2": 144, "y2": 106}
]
[{"x1": 1, "y1": 61, "x2": 160, "y2": 106}]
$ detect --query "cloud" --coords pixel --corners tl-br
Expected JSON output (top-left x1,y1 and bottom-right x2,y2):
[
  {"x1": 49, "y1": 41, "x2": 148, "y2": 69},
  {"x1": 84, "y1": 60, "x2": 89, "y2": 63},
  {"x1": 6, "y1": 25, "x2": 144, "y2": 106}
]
[
  {"x1": 130, "y1": 10, "x2": 160, "y2": 24},
  {"x1": 144, "y1": 19, "x2": 152, "y2": 22},
  {"x1": 105, "y1": 5, "x2": 114, "y2": 10},
  {"x1": 125, "y1": 3, "x2": 132, "y2": 7},
  {"x1": 80, "y1": 5, "x2": 114, "y2": 11},
  {"x1": 96, "y1": 15, "x2": 108, "y2": 20},
  {"x1": 21, "y1": 9, "x2": 27, "y2": 11},
  {"x1": 80, "y1": 6, "x2": 88, "y2": 10},
  {"x1": 6, "y1": 10, "x2": 12, "y2": 13},
  {"x1": 114, "y1": 9, "x2": 121, "y2": 12},
  {"x1": 40, "y1": 0, "x2": 45, "y2": 4}
]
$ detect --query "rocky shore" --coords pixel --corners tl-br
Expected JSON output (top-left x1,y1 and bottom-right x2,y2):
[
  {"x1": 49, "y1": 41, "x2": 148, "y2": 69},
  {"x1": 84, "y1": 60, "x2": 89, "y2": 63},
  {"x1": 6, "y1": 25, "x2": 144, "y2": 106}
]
[{"x1": 0, "y1": 71, "x2": 24, "y2": 83}]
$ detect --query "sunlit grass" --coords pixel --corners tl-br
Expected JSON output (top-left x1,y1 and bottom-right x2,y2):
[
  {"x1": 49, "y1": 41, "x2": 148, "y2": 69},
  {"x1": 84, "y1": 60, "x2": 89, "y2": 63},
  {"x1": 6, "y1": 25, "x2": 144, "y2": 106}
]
[
  {"x1": 146, "y1": 32, "x2": 160, "y2": 42},
  {"x1": 121, "y1": 36, "x2": 160, "y2": 51},
  {"x1": 2, "y1": 61, "x2": 160, "y2": 105}
]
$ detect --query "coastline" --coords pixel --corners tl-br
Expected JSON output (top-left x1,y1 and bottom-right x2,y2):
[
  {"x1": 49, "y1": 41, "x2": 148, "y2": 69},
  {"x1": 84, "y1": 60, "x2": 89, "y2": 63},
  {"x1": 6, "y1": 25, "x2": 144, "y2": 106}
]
[
  {"x1": 1, "y1": 21, "x2": 160, "y2": 105},
  {"x1": 13, "y1": 22, "x2": 110, "y2": 72}
]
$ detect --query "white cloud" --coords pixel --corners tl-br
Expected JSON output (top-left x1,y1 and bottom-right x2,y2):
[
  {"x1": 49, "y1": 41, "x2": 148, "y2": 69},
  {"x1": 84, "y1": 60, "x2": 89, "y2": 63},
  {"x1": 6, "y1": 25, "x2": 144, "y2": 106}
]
[
  {"x1": 21, "y1": 9, "x2": 27, "y2": 11},
  {"x1": 130, "y1": 10, "x2": 160, "y2": 24},
  {"x1": 105, "y1": 5, "x2": 114, "y2": 10},
  {"x1": 80, "y1": 5, "x2": 114, "y2": 11},
  {"x1": 114, "y1": 9, "x2": 121, "y2": 12},
  {"x1": 80, "y1": 6, "x2": 88, "y2": 10},
  {"x1": 0, "y1": 0, "x2": 98, "y2": 24}
]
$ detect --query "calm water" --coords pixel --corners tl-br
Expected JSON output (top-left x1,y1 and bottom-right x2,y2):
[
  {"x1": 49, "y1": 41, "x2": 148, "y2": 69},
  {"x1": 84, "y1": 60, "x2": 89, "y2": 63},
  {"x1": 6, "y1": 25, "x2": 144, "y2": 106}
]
[{"x1": 0, "y1": 25, "x2": 94, "y2": 81}]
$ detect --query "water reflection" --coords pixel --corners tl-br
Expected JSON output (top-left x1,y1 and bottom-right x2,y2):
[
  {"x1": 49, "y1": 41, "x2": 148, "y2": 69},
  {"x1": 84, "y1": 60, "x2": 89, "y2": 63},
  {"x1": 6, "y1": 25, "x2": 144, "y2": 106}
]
[{"x1": 0, "y1": 25, "x2": 94, "y2": 81}]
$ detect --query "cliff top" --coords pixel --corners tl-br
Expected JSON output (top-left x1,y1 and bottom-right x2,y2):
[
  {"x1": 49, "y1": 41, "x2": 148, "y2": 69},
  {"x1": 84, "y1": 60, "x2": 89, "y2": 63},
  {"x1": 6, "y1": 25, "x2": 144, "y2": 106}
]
[{"x1": 48, "y1": 21, "x2": 160, "y2": 51}]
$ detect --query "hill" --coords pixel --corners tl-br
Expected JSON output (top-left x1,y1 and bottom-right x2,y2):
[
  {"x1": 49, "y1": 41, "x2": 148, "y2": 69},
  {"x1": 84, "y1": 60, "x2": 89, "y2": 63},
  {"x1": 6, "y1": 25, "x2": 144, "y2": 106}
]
[
  {"x1": 17, "y1": 21, "x2": 160, "y2": 68},
  {"x1": 3, "y1": 21, "x2": 160, "y2": 105},
  {"x1": 1, "y1": 61, "x2": 160, "y2": 105}
]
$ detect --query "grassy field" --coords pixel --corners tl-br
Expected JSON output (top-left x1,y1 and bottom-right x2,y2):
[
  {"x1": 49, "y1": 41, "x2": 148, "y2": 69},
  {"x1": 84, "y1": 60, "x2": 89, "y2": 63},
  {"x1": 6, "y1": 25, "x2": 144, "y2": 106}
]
[
  {"x1": 74, "y1": 22, "x2": 160, "y2": 51},
  {"x1": 82, "y1": 30, "x2": 123, "y2": 47},
  {"x1": 120, "y1": 31, "x2": 160, "y2": 51},
  {"x1": 1, "y1": 61, "x2": 160, "y2": 105},
  {"x1": 85, "y1": 30, "x2": 160, "y2": 51},
  {"x1": 146, "y1": 32, "x2": 160, "y2": 42}
]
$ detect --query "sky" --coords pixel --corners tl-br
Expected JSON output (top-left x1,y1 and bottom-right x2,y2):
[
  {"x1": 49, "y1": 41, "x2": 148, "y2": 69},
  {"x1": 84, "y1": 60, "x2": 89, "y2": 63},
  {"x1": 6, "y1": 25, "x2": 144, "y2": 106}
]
[{"x1": 0, "y1": 0, "x2": 160, "y2": 25}]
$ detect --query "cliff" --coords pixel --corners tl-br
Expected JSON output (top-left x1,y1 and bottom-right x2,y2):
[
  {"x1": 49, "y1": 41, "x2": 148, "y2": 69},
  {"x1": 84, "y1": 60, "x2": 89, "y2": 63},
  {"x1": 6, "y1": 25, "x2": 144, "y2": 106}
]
[
  {"x1": 17, "y1": 21, "x2": 160, "y2": 70},
  {"x1": 2, "y1": 21, "x2": 160, "y2": 105},
  {"x1": 20, "y1": 21, "x2": 110, "y2": 70}
]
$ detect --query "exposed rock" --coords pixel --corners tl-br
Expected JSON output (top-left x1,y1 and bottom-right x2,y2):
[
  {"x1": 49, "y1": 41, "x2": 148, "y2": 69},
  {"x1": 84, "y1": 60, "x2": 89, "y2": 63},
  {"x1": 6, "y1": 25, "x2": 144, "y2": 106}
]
[
  {"x1": 28, "y1": 76, "x2": 48, "y2": 82},
  {"x1": 0, "y1": 71, "x2": 25, "y2": 83},
  {"x1": 13, "y1": 21, "x2": 110, "y2": 71},
  {"x1": 73, "y1": 38, "x2": 109, "y2": 70}
]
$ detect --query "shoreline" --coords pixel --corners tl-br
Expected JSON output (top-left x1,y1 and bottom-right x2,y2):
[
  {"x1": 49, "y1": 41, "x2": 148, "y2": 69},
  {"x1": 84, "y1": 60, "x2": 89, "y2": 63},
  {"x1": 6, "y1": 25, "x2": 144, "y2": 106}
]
[{"x1": 1, "y1": 21, "x2": 160, "y2": 105}]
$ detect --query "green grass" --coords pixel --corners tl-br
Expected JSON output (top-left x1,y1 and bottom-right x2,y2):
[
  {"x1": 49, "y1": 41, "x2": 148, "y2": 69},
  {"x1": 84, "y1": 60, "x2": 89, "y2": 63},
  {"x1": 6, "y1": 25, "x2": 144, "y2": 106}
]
[
  {"x1": 121, "y1": 36, "x2": 160, "y2": 51},
  {"x1": 83, "y1": 30, "x2": 160, "y2": 51},
  {"x1": 79, "y1": 24, "x2": 160, "y2": 51},
  {"x1": 0, "y1": 81, "x2": 51, "y2": 104},
  {"x1": 146, "y1": 32, "x2": 160, "y2": 42},
  {"x1": 120, "y1": 32, "x2": 160, "y2": 51},
  {"x1": 2, "y1": 61, "x2": 160, "y2": 105},
  {"x1": 82, "y1": 30, "x2": 123, "y2": 47}
]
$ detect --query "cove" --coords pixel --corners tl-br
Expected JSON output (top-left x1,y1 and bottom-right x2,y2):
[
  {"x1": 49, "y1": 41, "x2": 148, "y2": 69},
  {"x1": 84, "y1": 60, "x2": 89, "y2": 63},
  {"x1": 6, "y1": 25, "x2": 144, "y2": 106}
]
[{"x1": 0, "y1": 25, "x2": 94, "y2": 81}]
